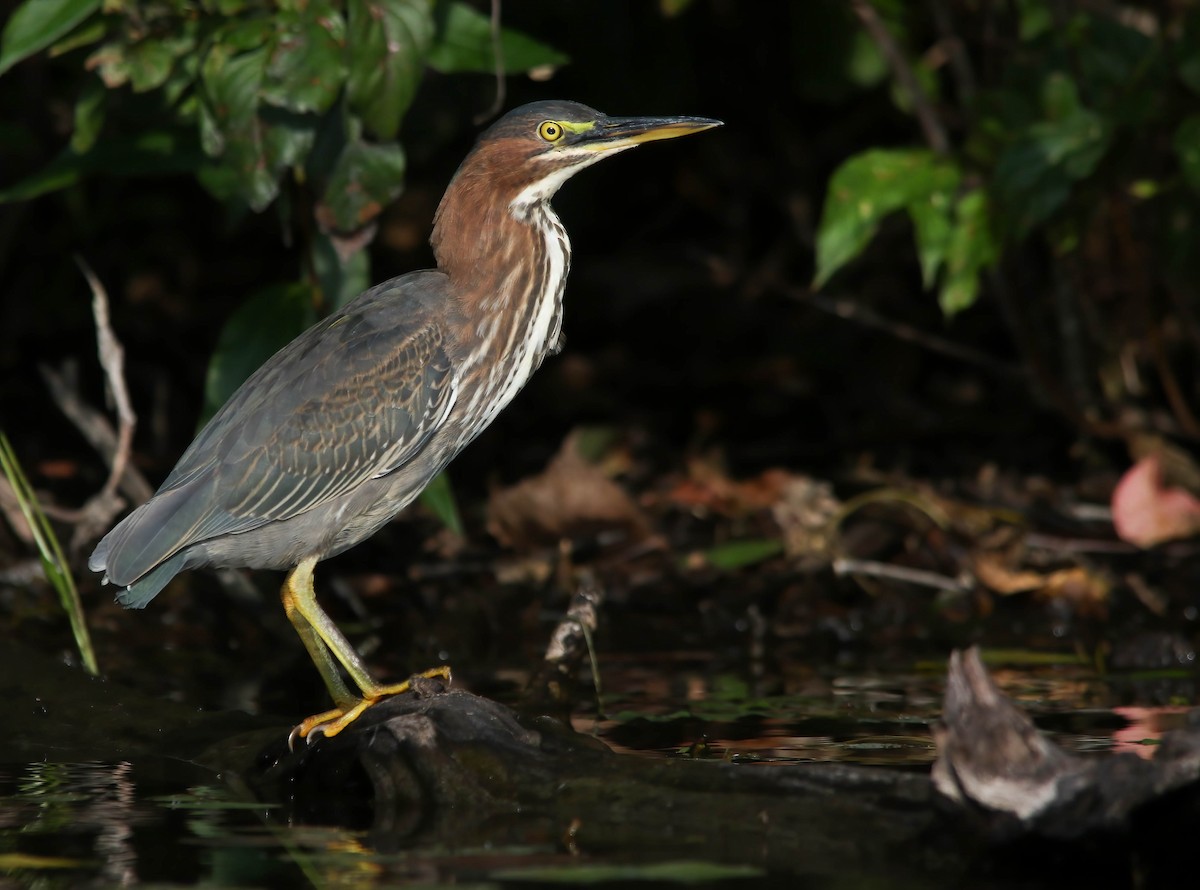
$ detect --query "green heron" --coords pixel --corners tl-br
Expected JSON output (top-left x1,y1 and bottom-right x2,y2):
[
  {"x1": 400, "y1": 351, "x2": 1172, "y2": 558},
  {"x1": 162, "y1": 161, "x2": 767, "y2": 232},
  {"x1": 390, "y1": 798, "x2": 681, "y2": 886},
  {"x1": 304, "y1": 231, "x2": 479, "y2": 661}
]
[{"x1": 90, "y1": 100, "x2": 720, "y2": 741}]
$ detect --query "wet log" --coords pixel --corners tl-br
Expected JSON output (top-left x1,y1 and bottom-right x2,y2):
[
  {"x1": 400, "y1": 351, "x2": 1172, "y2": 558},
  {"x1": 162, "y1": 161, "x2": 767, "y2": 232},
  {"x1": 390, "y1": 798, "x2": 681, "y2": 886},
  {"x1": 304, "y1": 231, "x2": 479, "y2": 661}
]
[
  {"x1": 245, "y1": 651, "x2": 1200, "y2": 884},
  {"x1": 247, "y1": 676, "x2": 970, "y2": 882}
]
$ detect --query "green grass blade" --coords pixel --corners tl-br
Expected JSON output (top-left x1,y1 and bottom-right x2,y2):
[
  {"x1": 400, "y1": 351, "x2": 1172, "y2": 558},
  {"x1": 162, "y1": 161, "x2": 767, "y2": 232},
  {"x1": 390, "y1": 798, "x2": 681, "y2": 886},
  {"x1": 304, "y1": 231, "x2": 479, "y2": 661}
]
[{"x1": 0, "y1": 432, "x2": 99, "y2": 675}]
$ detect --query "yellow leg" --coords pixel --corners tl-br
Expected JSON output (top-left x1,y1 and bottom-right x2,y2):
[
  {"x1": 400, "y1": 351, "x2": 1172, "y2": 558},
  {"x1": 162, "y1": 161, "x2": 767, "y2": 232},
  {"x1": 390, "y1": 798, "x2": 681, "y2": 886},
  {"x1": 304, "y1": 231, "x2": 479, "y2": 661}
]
[
  {"x1": 281, "y1": 558, "x2": 451, "y2": 746},
  {"x1": 281, "y1": 560, "x2": 357, "y2": 709}
]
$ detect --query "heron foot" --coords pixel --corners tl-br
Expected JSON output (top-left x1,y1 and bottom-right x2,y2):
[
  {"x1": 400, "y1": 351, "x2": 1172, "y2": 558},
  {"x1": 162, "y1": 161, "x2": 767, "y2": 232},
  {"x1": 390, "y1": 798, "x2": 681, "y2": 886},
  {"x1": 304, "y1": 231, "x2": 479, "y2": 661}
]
[{"x1": 289, "y1": 665, "x2": 452, "y2": 748}]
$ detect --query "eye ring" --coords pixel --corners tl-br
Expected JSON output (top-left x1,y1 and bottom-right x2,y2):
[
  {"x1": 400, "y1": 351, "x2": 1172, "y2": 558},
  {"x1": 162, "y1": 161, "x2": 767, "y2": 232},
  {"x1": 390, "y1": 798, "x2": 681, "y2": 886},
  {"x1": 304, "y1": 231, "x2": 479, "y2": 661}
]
[{"x1": 538, "y1": 121, "x2": 564, "y2": 142}]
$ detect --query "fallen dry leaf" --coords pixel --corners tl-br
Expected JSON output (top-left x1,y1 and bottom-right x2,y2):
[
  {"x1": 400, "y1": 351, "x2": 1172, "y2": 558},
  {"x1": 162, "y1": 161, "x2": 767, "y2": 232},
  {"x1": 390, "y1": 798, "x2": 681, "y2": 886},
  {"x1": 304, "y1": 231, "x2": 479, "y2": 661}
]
[
  {"x1": 770, "y1": 475, "x2": 840, "y2": 563},
  {"x1": 1036, "y1": 565, "x2": 1109, "y2": 620},
  {"x1": 486, "y1": 431, "x2": 651, "y2": 551},
  {"x1": 971, "y1": 550, "x2": 1046, "y2": 596},
  {"x1": 660, "y1": 455, "x2": 794, "y2": 516}
]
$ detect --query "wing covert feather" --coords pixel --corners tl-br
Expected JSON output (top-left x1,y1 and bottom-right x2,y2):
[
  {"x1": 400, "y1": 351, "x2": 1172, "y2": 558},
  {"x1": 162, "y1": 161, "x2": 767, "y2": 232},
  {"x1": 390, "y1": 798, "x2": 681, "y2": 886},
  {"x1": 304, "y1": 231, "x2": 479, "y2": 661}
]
[{"x1": 96, "y1": 271, "x2": 457, "y2": 585}]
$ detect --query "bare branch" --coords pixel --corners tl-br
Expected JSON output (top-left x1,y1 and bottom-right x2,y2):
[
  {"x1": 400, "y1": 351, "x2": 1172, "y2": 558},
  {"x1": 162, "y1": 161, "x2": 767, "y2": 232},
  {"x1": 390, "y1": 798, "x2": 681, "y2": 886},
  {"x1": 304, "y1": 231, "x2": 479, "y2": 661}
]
[
  {"x1": 834, "y1": 556, "x2": 971, "y2": 594},
  {"x1": 850, "y1": 0, "x2": 950, "y2": 155},
  {"x1": 929, "y1": 0, "x2": 975, "y2": 105},
  {"x1": 474, "y1": 0, "x2": 506, "y2": 124},
  {"x1": 39, "y1": 362, "x2": 153, "y2": 506},
  {"x1": 29, "y1": 260, "x2": 148, "y2": 551},
  {"x1": 791, "y1": 286, "x2": 1024, "y2": 380},
  {"x1": 78, "y1": 257, "x2": 138, "y2": 505}
]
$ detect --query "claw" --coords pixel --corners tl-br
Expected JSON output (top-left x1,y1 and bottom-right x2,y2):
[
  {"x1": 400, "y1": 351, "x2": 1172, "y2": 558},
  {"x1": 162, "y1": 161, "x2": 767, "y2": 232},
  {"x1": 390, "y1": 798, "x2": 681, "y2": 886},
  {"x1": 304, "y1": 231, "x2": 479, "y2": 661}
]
[{"x1": 288, "y1": 665, "x2": 452, "y2": 746}]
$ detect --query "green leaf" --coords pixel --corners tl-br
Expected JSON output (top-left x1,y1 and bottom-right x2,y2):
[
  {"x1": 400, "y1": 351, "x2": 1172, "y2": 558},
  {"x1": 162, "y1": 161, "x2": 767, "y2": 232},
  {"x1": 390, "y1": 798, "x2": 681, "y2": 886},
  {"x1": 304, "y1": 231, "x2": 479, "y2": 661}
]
[
  {"x1": 1015, "y1": 0, "x2": 1052, "y2": 40},
  {"x1": 126, "y1": 36, "x2": 180, "y2": 92},
  {"x1": 305, "y1": 99, "x2": 349, "y2": 182},
  {"x1": 312, "y1": 230, "x2": 371, "y2": 309},
  {"x1": 939, "y1": 189, "x2": 998, "y2": 316},
  {"x1": 262, "y1": 107, "x2": 319, "y2": 170},
  {"x1": 316, "y1": 138, "x2": 406, "y2": 233},
  {"x1": 346, "y1": 0, "x2": 434, "y2": 140},
  {"x1": 991, "y1": 138, "x2": 1070, "y2": 232},
  {"x1": 48, "y1": 16, "x2": 105, "y2": 57},
  {"x1": 198, "y1": 46, "x2": 289, "y2": 210},
  {"x1": 1033, "y1": 75, "x2": 1108, "y2": 177},
  {"x1": 660, "y1": 0, "x2": 695, "y2": 16},
  {"x1": 907, "y1": 180, "x2": 958, "y2": 289},
  {"x1": 200, "y1": 107, "x2": 317, "y2": 214},
  {"x1": 0, "y1": 130, "x2": 203, "y2": 203},
  {"x1": 428, "y1": 1, "x2": 567, "y2": 75},
  {"x1": 70, "y1": 77, "x2": 106, "y2": 154},
  {"x1": 160, "y1": 37, "x2": 203, "y2": 107},
  {"x1": 814, "y1": 148, "x2": 958, "y2": 288},
  {"x1": 202, "y1": 283, "x2": 317, "y2": 423},
  {"x1": 214, "y1": 16, "x2": 274, "y2": 53},
  {"x1": 0, "y1": 155, "x2": 84, "y2": 202},
  {"x1": 1179, "y1": 11, "x2": 1200, "y2": 96},
  {"x1": 1070, "y1": 14, "x2": 1160, "y2": 125},
  {"x1": 992, "y1": 73, "x2": 1110, "y2": 233},
  {"x1": 82, "y1": 16, "x2": 197, "y2": 91},
  {"x1": 1174, "y1": 116, "x2": 1200, "y2": 194},
  {"x1": 844, "y1": 29, "x2": 887, "y2": 90},
  {"x1": 0, "y1": 0, "x2": 101, "y2": 76},
  {"x1": 418, "y1": 471, "x2": 463, "y2": 535},
  {"x1": 699, "y1": 538, "x2": 784, "y2": 571},
  {"x1": 199, "y1": 45, "x2": 267, "y2": 154},
  {"x1": 1128, "y1": 179, "x2": 1160, "y2": 200},
  {"x1": 261, "y1": 3, "x2": 346, "y2": 115}
]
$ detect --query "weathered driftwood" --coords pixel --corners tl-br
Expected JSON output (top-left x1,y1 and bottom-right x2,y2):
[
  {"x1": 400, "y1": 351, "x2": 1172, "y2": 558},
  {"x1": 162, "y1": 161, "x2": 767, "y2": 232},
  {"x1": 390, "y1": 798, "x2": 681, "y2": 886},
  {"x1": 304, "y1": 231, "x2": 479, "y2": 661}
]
[{"x1": 933, "y1": 648, "x2": 1200, "y2": 839}]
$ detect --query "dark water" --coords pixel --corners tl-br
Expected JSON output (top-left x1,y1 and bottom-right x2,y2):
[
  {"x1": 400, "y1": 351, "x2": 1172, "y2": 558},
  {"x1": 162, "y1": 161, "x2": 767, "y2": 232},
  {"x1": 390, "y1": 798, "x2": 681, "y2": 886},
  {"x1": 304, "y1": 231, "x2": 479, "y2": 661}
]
[{"x1": 3, "y1": 638, "x2": 1192, "y2": 889}]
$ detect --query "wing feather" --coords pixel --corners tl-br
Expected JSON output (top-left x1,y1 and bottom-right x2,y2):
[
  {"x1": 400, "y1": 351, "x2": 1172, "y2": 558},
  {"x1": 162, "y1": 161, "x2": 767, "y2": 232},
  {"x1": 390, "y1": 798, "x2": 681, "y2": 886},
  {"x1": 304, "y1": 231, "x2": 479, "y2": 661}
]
[{"x1": 94, "y1": 271, "x2": 457, "y2": 588}]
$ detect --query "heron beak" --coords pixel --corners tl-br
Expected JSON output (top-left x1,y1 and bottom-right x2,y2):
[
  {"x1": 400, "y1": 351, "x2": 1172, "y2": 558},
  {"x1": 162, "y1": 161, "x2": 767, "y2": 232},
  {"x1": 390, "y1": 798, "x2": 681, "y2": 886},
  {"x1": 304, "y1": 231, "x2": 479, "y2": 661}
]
[{"x1": 579, "y1": 115, "x2": 723, "y2": 152}]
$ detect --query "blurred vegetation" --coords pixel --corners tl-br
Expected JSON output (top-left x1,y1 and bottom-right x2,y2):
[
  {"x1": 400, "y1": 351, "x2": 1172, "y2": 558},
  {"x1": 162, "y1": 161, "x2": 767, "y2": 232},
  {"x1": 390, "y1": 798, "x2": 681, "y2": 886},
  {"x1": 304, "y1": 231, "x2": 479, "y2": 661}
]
[
  {"x1": 0, "y1": 433, "x2": 97, "y2": 673},
  {"x1": 0, "y1": 0, "x2": 564, "y2": 425},
  {"x1": 817, "y1": 2, "x2": 1200, "y2": 444},
  {"x1": 4, "y1": 0, "x2": 1200, "y2": 619}
]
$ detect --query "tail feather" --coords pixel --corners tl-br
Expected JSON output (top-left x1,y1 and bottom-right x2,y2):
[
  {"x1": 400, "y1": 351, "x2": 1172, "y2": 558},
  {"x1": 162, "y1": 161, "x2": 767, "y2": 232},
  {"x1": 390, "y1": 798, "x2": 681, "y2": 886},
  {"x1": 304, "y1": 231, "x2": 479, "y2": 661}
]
[
  {"x1": 89, "y1": 474, "x2": 226, "y2": 608},
  {"x1": 113, "y1": 551, "x2": 190, "y2": 609}
]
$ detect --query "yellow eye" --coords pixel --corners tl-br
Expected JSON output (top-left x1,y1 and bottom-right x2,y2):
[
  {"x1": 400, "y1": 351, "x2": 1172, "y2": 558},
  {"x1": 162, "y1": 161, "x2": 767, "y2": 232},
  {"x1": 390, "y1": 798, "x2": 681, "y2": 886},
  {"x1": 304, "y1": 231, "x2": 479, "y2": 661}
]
[{"x1": 538, "y1": 120, "x2": 564, "y2": 142}]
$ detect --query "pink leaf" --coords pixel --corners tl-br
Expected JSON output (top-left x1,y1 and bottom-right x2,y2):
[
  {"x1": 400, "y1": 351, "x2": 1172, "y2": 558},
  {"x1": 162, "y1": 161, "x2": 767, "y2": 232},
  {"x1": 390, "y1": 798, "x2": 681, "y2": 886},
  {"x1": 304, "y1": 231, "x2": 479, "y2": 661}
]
[{"x1": 1111, "y1": 454, "x2": 1200, "y2": 548}]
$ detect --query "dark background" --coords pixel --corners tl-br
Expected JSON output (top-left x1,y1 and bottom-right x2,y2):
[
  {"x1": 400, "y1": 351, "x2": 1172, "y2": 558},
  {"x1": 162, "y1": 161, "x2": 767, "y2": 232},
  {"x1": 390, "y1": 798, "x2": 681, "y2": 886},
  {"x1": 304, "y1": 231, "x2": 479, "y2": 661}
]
[
  {"x1": 0, "y1": 1, "x2": 1055, "y2": 498},
  {"x1": 2, "y1": 1, "x2": 1194, "y2": 702}
]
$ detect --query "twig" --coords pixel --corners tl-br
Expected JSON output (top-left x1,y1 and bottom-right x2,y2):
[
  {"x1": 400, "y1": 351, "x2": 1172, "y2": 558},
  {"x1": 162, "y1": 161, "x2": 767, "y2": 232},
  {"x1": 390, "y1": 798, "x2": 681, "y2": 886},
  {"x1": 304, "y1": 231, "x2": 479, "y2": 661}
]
[
  {"x1": 31, "y1": 260, "x2": 146, "y2": 550},
  {"x1": 524, "y1": 569, "x2": 606, "y2": 712},
  {"x1": 850, "y1": 0, "x2": 950, "y2": 155},
  {"x1": 1147, "y1": 322, "x2": 1200, "y2": 438},
  {"x1": 474, "y1": 0, "x2": 506, "y2": 124},
  {"x1": 792, "y1": 286, "x2": 1024, "y2": 380},
  {"x1": 833, "y1": 556, "x2": 971, "y2": 594},
  {"x1": 39, "y1": 362, "x2": 153, "y2": 505},
  {"x1": 79, "y1": 257, "x2": 137, "y2": 505},
  {"x1": 929, "y1": 0, "x2": 975, "y2": 105}
]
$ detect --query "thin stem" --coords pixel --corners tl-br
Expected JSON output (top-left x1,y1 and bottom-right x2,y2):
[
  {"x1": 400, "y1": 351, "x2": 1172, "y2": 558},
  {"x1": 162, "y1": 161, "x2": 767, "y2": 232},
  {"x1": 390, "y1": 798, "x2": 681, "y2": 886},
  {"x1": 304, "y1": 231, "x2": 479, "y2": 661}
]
[{"x1": 851, "y1": 0, "x2": 950, "y2": 155}]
